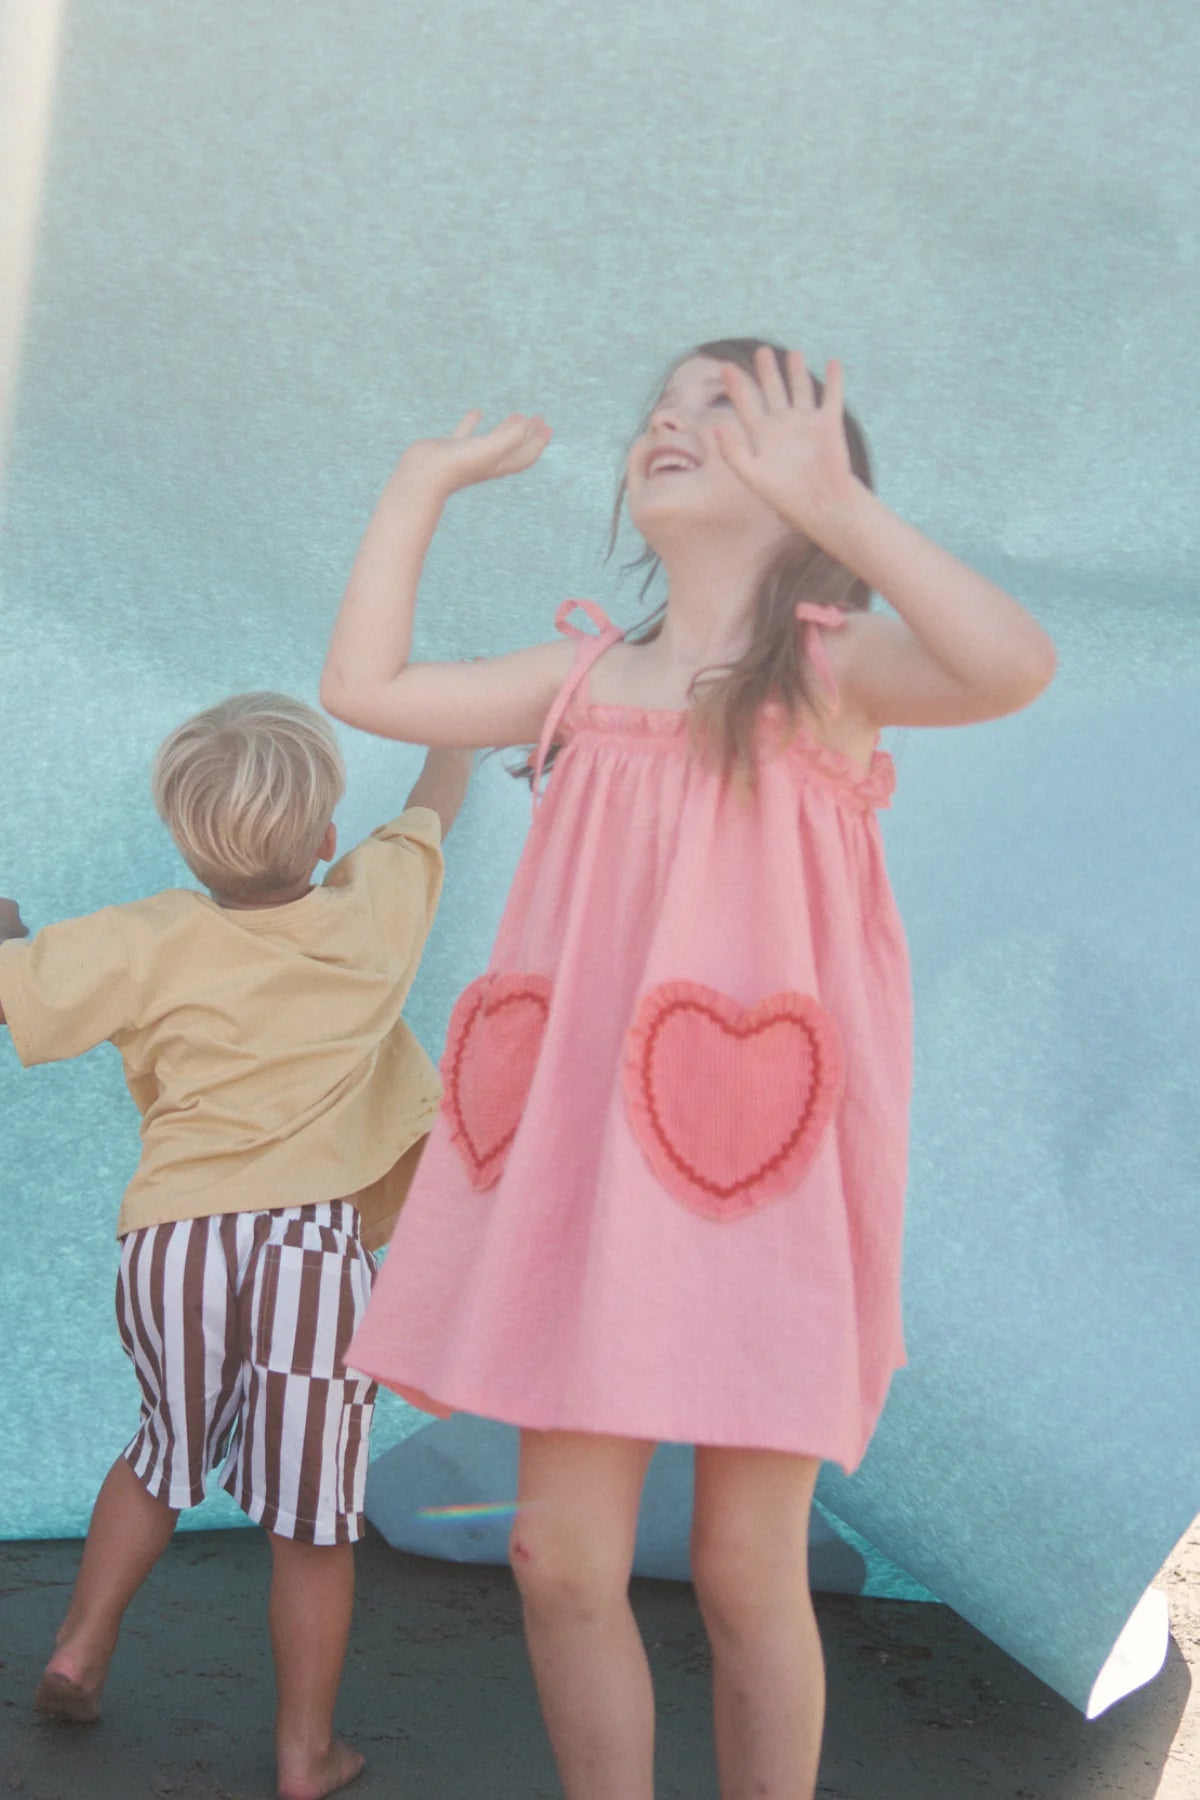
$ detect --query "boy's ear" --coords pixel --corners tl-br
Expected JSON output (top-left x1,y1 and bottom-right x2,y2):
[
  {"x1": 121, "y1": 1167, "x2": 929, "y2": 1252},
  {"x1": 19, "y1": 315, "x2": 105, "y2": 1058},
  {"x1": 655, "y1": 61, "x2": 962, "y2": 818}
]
[{"x1": 318, "y1": 822, "x2": 338, "y2": 865}]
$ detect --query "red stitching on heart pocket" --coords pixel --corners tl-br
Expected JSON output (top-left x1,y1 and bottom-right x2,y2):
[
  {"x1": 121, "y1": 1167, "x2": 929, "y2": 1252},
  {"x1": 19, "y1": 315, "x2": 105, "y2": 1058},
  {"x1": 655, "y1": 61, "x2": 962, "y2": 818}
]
[
  {"x1": 442, "y1": 974, "x2": 552, "y2": 1191},
  {"x1": 622, "y1": 982, "x2": 843, "y2": 1221}
]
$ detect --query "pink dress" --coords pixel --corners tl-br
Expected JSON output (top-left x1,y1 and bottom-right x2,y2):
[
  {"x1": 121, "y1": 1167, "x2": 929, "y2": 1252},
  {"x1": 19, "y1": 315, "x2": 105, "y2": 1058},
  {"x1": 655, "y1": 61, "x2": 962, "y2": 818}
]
[{"x1": 349, "y1": 600, "x2": 912, "y2": 1473}]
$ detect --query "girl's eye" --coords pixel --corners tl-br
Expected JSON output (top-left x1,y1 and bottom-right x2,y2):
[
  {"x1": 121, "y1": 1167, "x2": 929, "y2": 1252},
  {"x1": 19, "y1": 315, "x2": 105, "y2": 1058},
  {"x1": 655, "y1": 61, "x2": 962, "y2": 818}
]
[{"x1": 709, "y1": 393, "x2": 733, "y2": 408}]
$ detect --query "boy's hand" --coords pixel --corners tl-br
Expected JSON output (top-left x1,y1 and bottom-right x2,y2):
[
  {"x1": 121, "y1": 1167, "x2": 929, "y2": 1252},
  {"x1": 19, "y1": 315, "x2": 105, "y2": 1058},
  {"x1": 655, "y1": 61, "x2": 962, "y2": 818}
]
[
  {"x1": 394, "y1": 411, "x2": 552, "y2": 499},
  {"x1": 0, "y1": 898, "x2": 29, "y2": 942},
  {"x1": 405, "y1": 746, "x2": 476, "y2": 837}
]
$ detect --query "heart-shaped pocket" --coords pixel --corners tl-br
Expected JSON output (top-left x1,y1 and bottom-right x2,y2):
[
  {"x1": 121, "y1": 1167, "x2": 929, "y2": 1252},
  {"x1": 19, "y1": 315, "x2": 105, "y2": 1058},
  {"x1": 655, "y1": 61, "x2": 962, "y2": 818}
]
[
  {"x1": 623, "y1": 982, "x2": 842, "y2": 1221},
  {"x1": 442, "y1": 973, "x2": 552, "y2": 1191}
]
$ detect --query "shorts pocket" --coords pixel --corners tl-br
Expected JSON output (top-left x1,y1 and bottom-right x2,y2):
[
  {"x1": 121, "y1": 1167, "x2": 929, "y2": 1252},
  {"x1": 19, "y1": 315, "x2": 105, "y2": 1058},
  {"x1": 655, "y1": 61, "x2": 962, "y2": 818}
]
[{"x1": 249, "y1": 1241, "x2": 373, "y2": 1379}]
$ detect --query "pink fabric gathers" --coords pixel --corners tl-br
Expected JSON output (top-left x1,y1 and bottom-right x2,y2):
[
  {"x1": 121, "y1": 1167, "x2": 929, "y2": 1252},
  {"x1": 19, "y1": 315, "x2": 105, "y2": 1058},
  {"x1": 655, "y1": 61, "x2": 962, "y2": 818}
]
[{"x1": 349, "y1": 604, "x2": 912, "y2": 1474}]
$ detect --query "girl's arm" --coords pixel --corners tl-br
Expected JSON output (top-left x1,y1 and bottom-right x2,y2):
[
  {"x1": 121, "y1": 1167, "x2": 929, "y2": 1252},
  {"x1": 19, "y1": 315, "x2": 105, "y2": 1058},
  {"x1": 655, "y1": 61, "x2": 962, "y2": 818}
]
[
  {"x1": 717, "y1": 349, "x2": 1057, "y2": 729},
  {"x1": 815, "y1": 492, "x2": 1057, "y2": 728},
  {"x1": 321, "y1": 412, "x2": 574, "y2": 748}
]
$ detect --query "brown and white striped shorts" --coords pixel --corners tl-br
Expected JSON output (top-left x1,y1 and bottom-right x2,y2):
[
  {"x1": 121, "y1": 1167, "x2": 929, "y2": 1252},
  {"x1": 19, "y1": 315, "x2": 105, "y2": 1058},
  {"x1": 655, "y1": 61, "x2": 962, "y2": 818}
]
[{"x1": 115, "y1": 1200, "x2": 377, "y2": 1545}]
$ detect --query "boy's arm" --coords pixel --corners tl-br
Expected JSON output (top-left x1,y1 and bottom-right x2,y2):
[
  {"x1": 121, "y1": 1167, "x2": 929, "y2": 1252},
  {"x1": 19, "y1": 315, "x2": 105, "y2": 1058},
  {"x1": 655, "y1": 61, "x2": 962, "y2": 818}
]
[
  {"x1": 0, "y1": 899, "x2": 28, "y2": 942},
  {"x1": 0, "y1": 905, "x2": 135, "y2": 1063},
  {"x1": 0, "y1": 899, "x2": 30, "y2": 1023},
  {"x1": 403, "y1": 748, "x2": 475, "y2": 839}
]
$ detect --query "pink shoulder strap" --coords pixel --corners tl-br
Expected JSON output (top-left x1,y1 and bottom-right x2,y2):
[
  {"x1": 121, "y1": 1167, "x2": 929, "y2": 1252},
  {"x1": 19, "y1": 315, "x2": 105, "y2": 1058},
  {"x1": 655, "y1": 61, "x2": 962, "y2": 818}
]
[
  {"x1": 531, "y1": 601, "x2": 625, "y2": 804},
  {"x1": 795, "y1": 602, "x2": 848, "y2": 718}
]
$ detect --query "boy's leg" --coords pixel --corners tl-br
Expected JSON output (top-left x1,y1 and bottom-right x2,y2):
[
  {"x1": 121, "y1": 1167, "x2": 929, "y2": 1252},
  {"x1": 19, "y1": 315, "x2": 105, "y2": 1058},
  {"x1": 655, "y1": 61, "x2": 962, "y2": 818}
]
[
  {"x1": 36, "y1": 1215, "x2": 249, "y2": 1722},
  {"x1": 269, "y1": 1535, "x2": 363, "y2": 1800},
  {"x1": 225, "y1": 1200, "x2": 377, "y2": 1798},
  {"x1": 36, "y1": 1456, "x2": 179, "y2": 1720}
]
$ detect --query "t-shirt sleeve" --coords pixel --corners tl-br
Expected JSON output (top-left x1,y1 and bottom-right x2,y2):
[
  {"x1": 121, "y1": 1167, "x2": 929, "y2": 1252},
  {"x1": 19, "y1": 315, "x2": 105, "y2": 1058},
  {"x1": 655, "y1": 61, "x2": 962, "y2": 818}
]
[
  {"x1": 0, "y1": 907, "x2": 136, "y2": 1067},
  {"x1": 327, "y1": 806, "x2": 445, "y2": 966}
]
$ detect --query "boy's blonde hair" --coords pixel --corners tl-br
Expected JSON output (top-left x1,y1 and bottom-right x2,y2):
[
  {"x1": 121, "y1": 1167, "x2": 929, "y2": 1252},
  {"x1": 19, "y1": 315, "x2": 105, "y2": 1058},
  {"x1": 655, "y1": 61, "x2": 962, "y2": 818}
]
[{"x1": 151, "y1": 693, "x2": 345, "y2": 900}]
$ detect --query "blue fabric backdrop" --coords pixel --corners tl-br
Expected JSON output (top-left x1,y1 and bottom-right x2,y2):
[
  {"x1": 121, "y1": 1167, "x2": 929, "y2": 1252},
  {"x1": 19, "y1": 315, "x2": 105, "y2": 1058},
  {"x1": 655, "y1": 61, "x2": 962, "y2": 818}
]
[{"x1": 1, "y1": 0, "x2": 1195, "y2": 1718}]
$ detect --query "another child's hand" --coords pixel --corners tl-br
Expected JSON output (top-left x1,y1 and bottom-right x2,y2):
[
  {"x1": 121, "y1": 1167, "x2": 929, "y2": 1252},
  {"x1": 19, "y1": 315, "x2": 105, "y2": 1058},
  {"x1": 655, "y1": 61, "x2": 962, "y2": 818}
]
[
  {"x1": 395, "y1": 411, "x2": 552, "y2": 499},
  {"x1": 405, "y1": 746, "x2": 476, "y2": 836},
  {"x1": 714, "y1": 347, "x2": 861, "y2": 537},
  {"x1": 0, "y1": 898, "x2": 29, "y2": 942}
]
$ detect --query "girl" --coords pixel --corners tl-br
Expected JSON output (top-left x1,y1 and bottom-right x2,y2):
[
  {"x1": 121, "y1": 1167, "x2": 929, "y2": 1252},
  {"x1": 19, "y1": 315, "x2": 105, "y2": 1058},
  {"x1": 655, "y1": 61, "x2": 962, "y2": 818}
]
[{"x1": 321, "y1": 339, "x2": 1056, "y2": 1800}]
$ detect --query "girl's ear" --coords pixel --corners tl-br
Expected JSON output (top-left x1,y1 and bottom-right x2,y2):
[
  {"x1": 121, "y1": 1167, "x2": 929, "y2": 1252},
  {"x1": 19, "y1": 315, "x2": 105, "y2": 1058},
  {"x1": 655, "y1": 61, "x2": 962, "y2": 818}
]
[{"x1": 318, "y1": 822, "x2": 338, "y2": 865}]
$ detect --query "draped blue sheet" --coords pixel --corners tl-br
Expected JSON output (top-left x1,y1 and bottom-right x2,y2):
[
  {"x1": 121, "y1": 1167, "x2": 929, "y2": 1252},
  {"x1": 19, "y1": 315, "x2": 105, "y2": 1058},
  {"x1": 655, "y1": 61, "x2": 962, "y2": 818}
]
[{"x1": 1, "y1": 0, "x2": 1195, "y2": 1718}]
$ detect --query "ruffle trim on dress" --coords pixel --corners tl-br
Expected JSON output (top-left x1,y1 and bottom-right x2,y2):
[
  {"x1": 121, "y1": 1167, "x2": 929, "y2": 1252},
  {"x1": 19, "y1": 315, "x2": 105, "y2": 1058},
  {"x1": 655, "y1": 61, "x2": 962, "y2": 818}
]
[{"x1": 563, "y1": 697, "x2": 896, "y2": 811}]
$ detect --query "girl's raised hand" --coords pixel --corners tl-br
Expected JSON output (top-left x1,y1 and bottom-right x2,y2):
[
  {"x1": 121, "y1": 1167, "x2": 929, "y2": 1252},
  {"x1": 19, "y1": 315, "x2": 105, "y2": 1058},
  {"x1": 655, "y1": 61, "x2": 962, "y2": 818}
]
[
  {"x1": 714, "y1": 347, "x2": 860, "y2": 533},
  {"x1": 396, "y1": 411, "x2": 552, "y2": 497}
]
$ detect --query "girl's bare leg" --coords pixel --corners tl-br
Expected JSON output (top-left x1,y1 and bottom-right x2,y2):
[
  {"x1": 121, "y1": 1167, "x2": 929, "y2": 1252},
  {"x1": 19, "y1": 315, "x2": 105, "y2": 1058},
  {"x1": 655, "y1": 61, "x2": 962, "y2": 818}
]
[
  {"x1": 511, "y1": 1430, "x2": 657, "y2": 1800},
  {"x1": 36, "y1": 1454, "x2": 178, "y2": 1720},
  {"x1": 691, "y1": 1448, "x2": 824, "y2": 1800}
]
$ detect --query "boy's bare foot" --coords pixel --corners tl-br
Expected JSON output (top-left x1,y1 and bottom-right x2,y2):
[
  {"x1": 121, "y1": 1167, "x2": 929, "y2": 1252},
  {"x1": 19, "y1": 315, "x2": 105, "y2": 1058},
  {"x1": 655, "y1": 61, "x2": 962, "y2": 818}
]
[
  {"x1": 276, "y1": 1737, "x2": 365, "y2": 1800},
  {"x1": 35, "y1": 1630, "x2": 115, "y2": 1724},
  {"x1": 34, "y1": 1666, "x2": 103, "y2": 1723}
]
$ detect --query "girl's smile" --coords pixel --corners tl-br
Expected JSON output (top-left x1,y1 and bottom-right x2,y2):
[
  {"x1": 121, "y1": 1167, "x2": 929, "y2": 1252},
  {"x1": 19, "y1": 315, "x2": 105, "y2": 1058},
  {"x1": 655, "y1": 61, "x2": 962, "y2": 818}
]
[{"x1": 627, "y1": 356, "x2": 782, "y2": 547}]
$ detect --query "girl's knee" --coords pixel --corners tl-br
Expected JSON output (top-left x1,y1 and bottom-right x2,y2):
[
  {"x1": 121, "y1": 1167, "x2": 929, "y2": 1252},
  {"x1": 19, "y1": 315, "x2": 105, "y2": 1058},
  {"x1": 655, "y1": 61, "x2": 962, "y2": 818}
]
[
  {"x1": 690, "y1": 1523, "x2": 811, "y2": 1641},
  {"x1": 508, "y1": 1517, "x2": 629, "y2": 1621}
]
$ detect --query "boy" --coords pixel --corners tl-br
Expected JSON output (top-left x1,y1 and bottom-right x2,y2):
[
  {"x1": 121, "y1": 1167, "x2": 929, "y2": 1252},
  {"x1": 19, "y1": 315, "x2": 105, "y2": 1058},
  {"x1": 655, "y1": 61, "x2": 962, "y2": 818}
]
[{"x1": 0, "y1": 693, "x2": 471, "y2": 1800}]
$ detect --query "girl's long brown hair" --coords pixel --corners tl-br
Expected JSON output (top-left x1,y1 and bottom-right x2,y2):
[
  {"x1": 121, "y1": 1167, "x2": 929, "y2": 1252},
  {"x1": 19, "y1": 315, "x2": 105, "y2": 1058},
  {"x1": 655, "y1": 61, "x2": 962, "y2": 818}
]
[{"x1": 519, "y1": 337, "x2": 875, "y2": 785}]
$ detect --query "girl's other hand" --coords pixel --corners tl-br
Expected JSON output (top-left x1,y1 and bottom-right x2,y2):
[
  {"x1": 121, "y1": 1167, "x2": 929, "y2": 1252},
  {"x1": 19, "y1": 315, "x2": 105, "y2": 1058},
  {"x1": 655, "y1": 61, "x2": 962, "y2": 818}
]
[
  {"x1": 396, "y1": 411, "x2": 553, "y2": 498},
  {"x1": 714, "y1": 347, "x2": 860, "y2": 535},
  {"x1": 0, "y1": 898, "x2": 29, "y2": 942}
]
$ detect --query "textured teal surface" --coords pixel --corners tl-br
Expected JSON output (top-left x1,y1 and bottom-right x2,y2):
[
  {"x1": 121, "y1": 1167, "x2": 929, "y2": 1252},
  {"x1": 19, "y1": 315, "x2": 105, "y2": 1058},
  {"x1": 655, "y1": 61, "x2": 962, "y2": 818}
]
[
  {"x1": 1, "y1": 0, "x2": 1196, "y2": 1714},
  {"x1": 365, "y1": 1416, "x2": 938, "y2": 1601}
]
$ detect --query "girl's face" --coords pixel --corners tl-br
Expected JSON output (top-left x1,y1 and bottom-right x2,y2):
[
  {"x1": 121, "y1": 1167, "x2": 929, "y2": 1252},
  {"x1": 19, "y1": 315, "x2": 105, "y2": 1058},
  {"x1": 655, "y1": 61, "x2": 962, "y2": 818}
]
[{"x1": 625, "y1": 355, "x2": 789, "y2": 554}]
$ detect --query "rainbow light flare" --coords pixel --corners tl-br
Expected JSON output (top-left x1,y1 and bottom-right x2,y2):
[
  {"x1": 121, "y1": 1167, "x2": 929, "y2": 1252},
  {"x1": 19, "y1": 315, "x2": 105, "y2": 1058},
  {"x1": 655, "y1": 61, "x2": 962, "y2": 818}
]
[{"x1": 416, "y1": 1500, "x2": 523, "y2": 1521}]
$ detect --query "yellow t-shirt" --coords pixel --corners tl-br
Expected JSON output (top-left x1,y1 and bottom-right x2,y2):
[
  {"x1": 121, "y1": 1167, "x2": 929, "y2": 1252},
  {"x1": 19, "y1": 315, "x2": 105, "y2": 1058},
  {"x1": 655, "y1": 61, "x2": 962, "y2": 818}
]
[{"x1": 0, "y1": 808, "x2": 445, "y2": 1240}]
